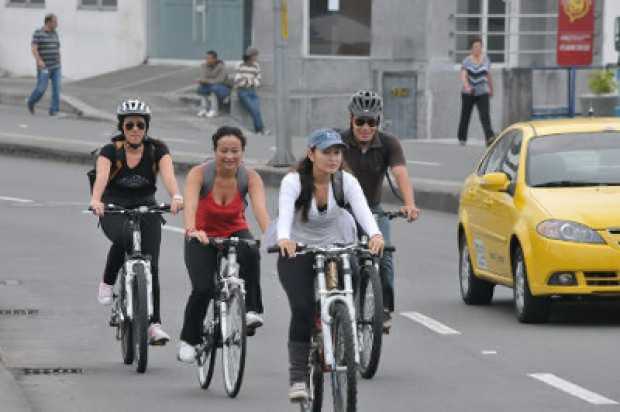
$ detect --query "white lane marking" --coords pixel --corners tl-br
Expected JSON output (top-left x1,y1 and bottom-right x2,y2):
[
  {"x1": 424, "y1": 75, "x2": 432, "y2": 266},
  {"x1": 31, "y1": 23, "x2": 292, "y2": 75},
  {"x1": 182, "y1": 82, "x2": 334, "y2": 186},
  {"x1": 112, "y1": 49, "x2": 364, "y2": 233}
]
[
  {"x1": 407, "y1": 160, "x2": 441, "y2": 167},
  {"x1": 161, "y1": 137, "x2": 200, "y2": 145},
  {"x1": 529, "y1": 373, "x2": 618, "y2": 405},
  {"x1": 19, "y1": 124, "x2": 28, "y2": 129},
  {"x1": 0, "y1": 196, "x2": 34, "y2": 203},
  {"x1": 481, "y1": 350, "x2": 497, "y2": 355},
  {"x1": 400, "y1": 311, "x2": 461, "y2": 335},
  {"x1": 163, "y1": 225, "x2": 185, "y2": 234}
]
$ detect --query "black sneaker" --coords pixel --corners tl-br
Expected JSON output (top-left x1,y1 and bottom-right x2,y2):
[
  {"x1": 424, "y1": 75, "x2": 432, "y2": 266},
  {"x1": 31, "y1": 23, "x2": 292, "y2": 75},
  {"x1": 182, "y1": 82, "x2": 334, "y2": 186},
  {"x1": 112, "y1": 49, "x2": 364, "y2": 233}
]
[
  {"x1": 26, "y1": 99, "x2": 34, "y2": 115},
  {"x1": 383, "y1": 310, "x2": 392, "y2": 334}
]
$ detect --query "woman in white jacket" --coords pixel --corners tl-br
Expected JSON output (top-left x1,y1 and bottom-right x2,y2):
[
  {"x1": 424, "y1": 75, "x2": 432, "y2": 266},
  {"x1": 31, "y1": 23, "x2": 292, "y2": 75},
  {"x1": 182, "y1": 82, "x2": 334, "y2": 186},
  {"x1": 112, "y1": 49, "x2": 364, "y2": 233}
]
[{"x1": 274, "y1": 128, "x2": 384, "y2": 402}]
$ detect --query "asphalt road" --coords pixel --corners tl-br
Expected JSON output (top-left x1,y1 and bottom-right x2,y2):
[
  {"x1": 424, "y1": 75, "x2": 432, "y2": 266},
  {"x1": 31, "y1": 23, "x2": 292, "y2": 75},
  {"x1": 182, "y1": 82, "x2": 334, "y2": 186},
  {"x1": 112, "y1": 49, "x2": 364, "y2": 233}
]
[{"x1": 1, "y1": 156, "x2": 619, "y2": 411}]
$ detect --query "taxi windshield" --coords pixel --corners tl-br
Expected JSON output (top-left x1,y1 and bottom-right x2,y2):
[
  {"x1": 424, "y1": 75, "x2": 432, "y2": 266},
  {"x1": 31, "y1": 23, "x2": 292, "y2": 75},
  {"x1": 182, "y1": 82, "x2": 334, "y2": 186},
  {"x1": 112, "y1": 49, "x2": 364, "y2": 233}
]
[{"x1": 527, "y1": 132, "x2": 620, "y2": 188}]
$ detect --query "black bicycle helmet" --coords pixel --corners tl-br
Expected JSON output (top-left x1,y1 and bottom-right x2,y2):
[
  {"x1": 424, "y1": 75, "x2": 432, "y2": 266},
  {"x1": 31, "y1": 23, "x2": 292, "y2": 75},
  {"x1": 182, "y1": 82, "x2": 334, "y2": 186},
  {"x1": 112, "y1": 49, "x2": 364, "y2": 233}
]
[{"x1": 348, "y1": 90, "x2": 383, "y2": 118}]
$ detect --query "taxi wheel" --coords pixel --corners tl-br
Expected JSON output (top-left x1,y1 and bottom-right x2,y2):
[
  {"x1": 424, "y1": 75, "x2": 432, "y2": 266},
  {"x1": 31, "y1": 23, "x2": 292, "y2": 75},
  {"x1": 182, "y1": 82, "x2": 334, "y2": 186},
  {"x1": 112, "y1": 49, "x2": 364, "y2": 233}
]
[
  {"x1": 459, "y1": 236, "x2": 494, "y2": 305},
  {"x1": 513, "y1": 247, "x2": 550, "y2": 323}
]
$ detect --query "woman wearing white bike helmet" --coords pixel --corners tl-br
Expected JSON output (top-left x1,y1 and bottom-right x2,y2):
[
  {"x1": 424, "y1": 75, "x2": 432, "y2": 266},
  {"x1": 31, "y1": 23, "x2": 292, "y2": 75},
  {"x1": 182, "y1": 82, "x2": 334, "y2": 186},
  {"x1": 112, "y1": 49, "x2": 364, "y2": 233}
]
[
  {"x1": 274, "y1": 128, "x2": 384, "y2": 402},
  {"x1": 89, "y1": 98, "x2": 183, "y2": 345}
]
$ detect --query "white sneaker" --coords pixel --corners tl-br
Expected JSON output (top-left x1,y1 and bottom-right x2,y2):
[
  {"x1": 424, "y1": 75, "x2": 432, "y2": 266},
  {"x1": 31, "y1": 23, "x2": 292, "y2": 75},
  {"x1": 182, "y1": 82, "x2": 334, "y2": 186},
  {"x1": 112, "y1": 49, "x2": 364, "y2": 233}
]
[
  {"x1": 206, "y1": 110, "x2": 218, "y2": 118},
  {"x1": 246, "y1": 311, "x2": 264, "y2": 329},
  {"x1": 177, "y1": 341, "x2": 197, "y2": 363},
  {"x1": 97, "y1": 282, "x2": 113, "y2": 306},
  {"x1": 197, "y1": 109, "x2": 208, "y2": 117},
  {"x1": 288, "y1": 382, "x2": 308, "y2": 402},
  {"x1": 148, "y1": 323, "x2": 170, "y2": 346}
]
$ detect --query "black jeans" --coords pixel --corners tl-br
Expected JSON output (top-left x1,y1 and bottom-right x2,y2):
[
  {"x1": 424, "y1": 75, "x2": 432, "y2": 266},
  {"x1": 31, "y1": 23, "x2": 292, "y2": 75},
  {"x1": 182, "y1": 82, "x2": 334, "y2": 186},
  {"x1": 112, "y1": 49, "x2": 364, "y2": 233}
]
[
  {"x1": 457, "y1": 92, "x2": 495, "y2": 144},
  {"x1": 180, "y1": 230, "x2": 263, "y2": 345},
  {"x1": 100, "y1": 213, "x2": 163, "y2": 324}
]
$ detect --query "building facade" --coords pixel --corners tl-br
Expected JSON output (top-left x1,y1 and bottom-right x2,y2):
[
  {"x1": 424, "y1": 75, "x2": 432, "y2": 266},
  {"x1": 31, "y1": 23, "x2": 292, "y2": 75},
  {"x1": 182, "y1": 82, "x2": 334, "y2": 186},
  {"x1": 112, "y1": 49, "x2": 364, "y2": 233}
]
[{"x1": 1, "y1": 0, "x2": 619, "y2": 141}]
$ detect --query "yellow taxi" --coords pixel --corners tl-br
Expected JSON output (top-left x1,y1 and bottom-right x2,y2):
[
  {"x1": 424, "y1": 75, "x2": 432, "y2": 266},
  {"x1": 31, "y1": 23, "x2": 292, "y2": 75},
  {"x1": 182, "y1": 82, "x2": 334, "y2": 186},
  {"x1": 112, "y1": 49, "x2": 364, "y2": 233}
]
[{"x1": 458, "y1": 118, "x2": 620, "y2": 323}]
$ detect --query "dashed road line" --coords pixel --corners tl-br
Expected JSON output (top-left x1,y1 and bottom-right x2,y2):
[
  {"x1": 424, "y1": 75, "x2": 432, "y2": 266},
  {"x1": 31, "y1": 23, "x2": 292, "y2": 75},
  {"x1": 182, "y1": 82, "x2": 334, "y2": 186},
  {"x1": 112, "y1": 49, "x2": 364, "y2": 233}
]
[
  {"x1": 407, "y1": 160, "x2": 441, "y2": 167},
  {"x1": 529, "y1": 373, "x2": 618, "y2": 405},
  {"x1": 481, "y1": 350, "x2": 498, "y2": 355},
  {"x1": 0, "y1": 196, "x2": 34, "y2": 203},
  {"x1": 400, "y1": 311, "x2": 461, "y2": 335},
  {"x1": 162, "y1": 225, "x2": 185, "y2": 234}
]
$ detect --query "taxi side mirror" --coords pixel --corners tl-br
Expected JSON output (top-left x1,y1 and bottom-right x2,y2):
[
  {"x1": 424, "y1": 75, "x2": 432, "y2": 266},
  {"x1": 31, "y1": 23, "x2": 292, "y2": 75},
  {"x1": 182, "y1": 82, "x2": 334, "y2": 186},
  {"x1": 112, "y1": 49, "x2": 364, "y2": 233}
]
[{"x1": 480, "y1": 172, "x2": 510, "y2": 192}]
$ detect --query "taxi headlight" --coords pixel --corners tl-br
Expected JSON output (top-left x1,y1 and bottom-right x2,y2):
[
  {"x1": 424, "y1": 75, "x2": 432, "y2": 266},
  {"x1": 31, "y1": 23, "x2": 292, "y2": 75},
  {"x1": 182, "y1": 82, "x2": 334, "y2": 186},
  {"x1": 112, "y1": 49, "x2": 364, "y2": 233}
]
[{"x1": 536, "y1": 220, "x2": 604, "y2": 244}]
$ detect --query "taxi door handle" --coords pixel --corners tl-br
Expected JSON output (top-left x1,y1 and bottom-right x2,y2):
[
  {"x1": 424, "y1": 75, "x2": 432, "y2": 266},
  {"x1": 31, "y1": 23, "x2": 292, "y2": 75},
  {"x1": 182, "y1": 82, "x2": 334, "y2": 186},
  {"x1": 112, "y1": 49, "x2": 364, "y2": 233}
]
[{"x1": 483, "y1": 198, "x2": 494, "y2": 207}]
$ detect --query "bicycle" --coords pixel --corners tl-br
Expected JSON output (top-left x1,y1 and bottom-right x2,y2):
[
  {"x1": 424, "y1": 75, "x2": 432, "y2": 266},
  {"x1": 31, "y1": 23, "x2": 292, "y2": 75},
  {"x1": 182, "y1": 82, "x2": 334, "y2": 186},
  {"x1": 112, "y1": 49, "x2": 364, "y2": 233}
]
[
  {"x1": 90, "y1": 203, "x2": 170, "y2": 374},
  {"x1": 192, "y1": 237, "x2": 258, "y2": 398},
  {"x1": 353, "y1": 210, "x2": 404, "y2": 379},
  {"x1": 269, "y1": 242, "x2": 367, "y2": 412}
]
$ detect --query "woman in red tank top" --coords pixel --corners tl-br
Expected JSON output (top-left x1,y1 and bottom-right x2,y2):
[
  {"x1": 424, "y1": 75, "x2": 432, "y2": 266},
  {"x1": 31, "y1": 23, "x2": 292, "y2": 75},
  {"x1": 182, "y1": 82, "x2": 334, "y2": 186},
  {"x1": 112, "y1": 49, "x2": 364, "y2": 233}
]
[{"x1": 177, "y1": 126, "x2": 271, "y2": 363}]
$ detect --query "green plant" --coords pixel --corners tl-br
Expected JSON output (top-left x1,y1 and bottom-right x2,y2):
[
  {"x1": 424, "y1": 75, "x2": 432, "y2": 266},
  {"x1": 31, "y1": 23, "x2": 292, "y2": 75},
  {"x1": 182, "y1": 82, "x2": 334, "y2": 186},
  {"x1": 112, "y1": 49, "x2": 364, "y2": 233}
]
[{"x1": 588, "y1": 70, "x2": 617, "y2": 95}]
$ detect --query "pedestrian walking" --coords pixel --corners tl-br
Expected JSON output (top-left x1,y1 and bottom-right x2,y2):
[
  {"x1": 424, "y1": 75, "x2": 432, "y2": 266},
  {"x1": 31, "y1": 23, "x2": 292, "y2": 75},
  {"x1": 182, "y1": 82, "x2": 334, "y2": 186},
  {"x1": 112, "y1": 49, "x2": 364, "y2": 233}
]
[
  {"x1": 457, "y1": 37, "x2": 495, "y2": 146},
  {"x1": 196, "y1": 50, "x2": 231, "y2": 118},
  {"x1": 27, "y1": 14, "x2": 62, "y2": 117},
  {"x1": 234, "y1": 47, "x2": 269, "y2": 135}
]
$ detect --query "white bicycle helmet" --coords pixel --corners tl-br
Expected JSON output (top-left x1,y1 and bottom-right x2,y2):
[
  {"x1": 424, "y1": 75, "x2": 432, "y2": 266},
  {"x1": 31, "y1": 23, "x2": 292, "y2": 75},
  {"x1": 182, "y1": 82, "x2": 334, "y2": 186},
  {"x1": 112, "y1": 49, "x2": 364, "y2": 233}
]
[{"x1": 116, "y1": 98, "x2": 151, "y2": 122}]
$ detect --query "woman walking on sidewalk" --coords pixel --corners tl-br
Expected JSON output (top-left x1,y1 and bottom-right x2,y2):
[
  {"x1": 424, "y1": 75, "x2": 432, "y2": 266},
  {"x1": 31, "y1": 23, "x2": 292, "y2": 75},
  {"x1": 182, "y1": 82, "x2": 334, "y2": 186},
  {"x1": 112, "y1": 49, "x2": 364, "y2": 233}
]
[{"x1": 457, "y1": 37, "x2": 495, "y2": 146}]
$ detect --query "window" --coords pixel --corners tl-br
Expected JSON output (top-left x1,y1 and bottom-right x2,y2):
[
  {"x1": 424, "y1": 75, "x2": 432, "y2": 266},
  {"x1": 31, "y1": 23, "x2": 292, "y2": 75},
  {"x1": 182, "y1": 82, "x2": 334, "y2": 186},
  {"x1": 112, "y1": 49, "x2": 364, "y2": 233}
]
[
  {"x1": 478, "y1": 131, "x2": 516, "y2": 176},
  {"x1": 307, "y1": 0, "x2": 371, "y2": 57},
  {"x1": 499, "y1": 132, "x2": 522, "y2": 183},
  {"x1": 78, "y1": 0, "x2": 117, "y2": 10},
  {"x1": 7, "y1": 0, "x2": 44, "y2": 7},
  {"x1": 454, "y1": 0, "x2": 507, "y2": 63}
]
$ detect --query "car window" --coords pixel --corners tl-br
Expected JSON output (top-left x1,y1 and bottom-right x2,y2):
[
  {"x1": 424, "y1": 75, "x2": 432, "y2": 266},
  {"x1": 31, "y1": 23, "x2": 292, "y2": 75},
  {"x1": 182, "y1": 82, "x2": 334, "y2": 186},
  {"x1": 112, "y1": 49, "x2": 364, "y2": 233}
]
[
  {"x1": 499, "y1": 131, "x2": 523, "y2": 182},
  {"x1": 479, "y1": 131, "x2": 516, "y2": 175},
  {"x1": 527, "y1": 132, "x2": 620, "y2": 186}
]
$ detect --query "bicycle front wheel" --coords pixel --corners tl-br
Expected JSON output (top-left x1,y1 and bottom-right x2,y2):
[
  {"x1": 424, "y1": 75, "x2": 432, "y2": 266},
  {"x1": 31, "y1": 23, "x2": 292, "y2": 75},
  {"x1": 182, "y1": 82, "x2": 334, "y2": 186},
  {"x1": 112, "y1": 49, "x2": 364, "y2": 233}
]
[
  {"x1": 119, "y1": 271, "x2": 134, "y2": 365},
  {"x1": 221, "y1": 287, "x2": 247, "y2": 397},
  {"x1": 331, "y1": 302, "x2": 357, "y2": 412},
  {"x1": 308, "y1": 346, "x2": 324, "y2": 412},
  {"x1": 197, "y1": 300, "x2": 217, "y2": 390},
  {"x1": 357, "y1": 265, "x2": 383, "y2": 379},
  {"x1": 133, "y1": 264, "x2": 149, "y2": 374}
]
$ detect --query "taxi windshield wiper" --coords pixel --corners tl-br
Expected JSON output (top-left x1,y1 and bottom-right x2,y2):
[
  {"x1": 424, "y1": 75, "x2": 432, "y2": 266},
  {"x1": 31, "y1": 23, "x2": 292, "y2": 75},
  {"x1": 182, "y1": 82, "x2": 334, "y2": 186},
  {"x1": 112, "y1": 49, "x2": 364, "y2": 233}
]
[{"x1": 533, "y1": 181, "x2": 620, "y2": 188}]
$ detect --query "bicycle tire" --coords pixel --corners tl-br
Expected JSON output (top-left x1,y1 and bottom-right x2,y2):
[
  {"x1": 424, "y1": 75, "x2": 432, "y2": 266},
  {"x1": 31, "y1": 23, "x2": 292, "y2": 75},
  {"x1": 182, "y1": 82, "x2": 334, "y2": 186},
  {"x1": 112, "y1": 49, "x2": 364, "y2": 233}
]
[
  {"x1": 221, "y1": 287, "x2": 247, "y2": 397},
  {"x1": 197, "y1": 300, "x2": 218, "y2": 389},
  {"x1": 309, "y1": 346, "x2": 324, "y2": 412},
  {"x1": 357, "y1": 265, "x2": 383, "y2": 379},
  {"x1": 119, "y1": 270, "x2": 134, "y2": 365},
  {"x1": 133, "y1": 264, "x2": 149, "y2": 373},
  {"x1": 331, "y1": 302, "x2": 357, "y2": 412}
]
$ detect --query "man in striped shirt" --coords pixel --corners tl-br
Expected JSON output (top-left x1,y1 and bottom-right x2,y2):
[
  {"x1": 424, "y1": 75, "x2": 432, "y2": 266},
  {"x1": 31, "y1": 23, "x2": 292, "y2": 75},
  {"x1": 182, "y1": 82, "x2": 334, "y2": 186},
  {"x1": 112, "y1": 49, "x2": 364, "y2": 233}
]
[{"x1": 27, "y1": 14, "x2": 62, "y2": 116}]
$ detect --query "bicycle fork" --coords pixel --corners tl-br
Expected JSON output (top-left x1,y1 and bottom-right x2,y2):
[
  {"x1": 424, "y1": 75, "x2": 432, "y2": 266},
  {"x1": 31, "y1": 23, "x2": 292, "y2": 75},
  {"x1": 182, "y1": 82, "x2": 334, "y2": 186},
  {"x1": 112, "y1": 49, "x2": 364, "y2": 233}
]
[
  {"x1": 315, "y1": 254, "x2": 360, "y2": 369},
  {"x1": 122, "y1": 259, "x2": 154, "y2": 321}
]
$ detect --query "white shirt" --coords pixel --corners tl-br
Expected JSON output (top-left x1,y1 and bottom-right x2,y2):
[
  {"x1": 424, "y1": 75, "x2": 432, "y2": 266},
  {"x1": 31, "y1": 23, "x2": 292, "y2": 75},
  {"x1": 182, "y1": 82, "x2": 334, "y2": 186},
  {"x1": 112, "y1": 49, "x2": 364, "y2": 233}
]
[{"x1": 276, "y1": 171, "x2": 380, "y2": 245}]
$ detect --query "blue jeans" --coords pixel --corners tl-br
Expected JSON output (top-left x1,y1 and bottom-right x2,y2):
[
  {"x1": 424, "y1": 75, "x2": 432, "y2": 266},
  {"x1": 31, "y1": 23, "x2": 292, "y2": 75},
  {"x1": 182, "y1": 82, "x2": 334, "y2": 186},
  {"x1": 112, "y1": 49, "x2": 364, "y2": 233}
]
[
  {"x1": 28, "y1": 67, "x2": 61, "y2": 114},
  {"x1": 237, "y1": 88, "x2": 264, "y2": 132},
  {"x1": 197, "y1": 83, "x2": 230, "y2": 101},
  {"x1": 370, "y1": 205, "x2": 395, "y2": 312}
]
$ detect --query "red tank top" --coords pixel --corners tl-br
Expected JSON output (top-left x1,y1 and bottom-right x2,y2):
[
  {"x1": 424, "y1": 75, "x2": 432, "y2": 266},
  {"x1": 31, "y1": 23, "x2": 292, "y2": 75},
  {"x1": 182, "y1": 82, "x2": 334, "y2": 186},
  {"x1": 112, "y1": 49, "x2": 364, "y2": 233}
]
[{"x1": 195, "y1": 190, "x2": 249, "y2": 237}]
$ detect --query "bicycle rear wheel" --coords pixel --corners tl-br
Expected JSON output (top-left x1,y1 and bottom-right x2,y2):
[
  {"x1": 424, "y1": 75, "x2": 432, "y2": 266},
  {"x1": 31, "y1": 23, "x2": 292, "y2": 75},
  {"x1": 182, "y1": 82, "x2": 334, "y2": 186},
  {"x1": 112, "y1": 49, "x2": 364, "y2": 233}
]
[
  {"x1": 133, "y1": 264, "x2": 149, "y2": 373},
  {"x1": 331, "y1": 302, "x2": 357, "y2": 412},
  {"x1": 357, "y1": 265, "x2": 383, "y2": 379},
  {"x1": 197, "y1": 300, "x2": 217, "y2": 389},
  {"x1": 221, "y1": 287, "x2": 247, "y2": 397}
]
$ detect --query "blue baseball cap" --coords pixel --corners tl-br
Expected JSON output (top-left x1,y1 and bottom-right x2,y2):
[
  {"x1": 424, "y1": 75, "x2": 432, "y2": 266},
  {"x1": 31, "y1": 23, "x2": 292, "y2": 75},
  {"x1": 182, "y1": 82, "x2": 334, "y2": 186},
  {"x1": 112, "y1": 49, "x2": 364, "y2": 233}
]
[{"x1": 307, "y1": 128, "x2": 347, "y2": 150}]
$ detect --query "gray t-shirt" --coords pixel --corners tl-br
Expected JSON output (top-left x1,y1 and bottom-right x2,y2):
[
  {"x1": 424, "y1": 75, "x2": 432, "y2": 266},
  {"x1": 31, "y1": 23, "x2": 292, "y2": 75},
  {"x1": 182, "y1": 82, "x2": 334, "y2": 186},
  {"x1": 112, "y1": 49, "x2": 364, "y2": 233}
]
[
  {"x1": 32, "y1": 28, "x2": 60, "y2": 70},
  {"x1": 462, "y1": 55, "x2": 490, "y2": 96}
]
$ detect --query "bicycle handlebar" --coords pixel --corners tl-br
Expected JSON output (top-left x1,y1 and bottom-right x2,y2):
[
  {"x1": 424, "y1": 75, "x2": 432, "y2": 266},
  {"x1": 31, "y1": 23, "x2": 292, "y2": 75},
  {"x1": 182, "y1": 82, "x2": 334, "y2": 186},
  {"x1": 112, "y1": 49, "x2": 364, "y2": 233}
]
[
  {"x1": 374, "y1": 210, "x2": 407, "y2": 220},
  {"x1": 267, "y1": 242, "x2": 395, "y2": 255},
  {"x1": 209, "y1": 237, "x2": 260, "y2": 249},
  {"x1": 87, "y1": 203, "x2": 171, "y2": 215}
]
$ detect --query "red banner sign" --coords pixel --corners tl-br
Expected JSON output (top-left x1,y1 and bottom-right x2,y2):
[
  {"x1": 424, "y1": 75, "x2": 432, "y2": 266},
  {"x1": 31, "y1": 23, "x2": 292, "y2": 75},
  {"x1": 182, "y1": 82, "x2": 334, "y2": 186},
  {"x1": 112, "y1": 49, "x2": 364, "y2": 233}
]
[{"x1": 556, "y1": 0, "x2": 595, "y2": 66}]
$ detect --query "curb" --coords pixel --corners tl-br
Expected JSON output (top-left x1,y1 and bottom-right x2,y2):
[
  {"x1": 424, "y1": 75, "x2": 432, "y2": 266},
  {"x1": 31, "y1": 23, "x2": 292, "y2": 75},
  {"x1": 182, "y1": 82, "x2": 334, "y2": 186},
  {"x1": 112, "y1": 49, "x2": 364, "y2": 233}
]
[
  {"x1": 0, "y1": 348, "x2": 31, "y2": 412},
  {"x1": 0, "y1": 90, "x2": 114, "y2": 123},
  {"x1": 0, "y1": 142, "x2": 460, "y2": 214}
]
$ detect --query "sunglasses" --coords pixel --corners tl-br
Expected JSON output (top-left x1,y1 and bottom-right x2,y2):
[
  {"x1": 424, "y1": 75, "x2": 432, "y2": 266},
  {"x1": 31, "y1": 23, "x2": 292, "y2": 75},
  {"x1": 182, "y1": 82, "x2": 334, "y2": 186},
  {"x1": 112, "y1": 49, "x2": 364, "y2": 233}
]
[
  {"x1": 124, "y1": 121, "x2": 146, "y2": 131},
  {"x1": 353, "y1": 117, "x2": 379, "y2": 128}
]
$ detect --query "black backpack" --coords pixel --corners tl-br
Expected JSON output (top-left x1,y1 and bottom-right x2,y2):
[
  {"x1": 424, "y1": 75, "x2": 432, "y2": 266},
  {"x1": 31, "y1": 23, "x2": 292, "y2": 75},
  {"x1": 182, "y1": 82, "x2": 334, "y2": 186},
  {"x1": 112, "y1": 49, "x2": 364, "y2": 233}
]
[{"x1": 87, "y1": 136, "x2": 158, "y2": 194}]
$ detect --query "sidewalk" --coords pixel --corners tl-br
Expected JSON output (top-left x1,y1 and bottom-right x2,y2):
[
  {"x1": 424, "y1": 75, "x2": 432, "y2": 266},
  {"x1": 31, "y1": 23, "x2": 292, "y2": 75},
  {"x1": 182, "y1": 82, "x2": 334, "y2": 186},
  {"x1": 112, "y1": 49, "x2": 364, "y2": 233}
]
[{"x1": 0, "y1": 65, "x2": 488, "y2": 214}]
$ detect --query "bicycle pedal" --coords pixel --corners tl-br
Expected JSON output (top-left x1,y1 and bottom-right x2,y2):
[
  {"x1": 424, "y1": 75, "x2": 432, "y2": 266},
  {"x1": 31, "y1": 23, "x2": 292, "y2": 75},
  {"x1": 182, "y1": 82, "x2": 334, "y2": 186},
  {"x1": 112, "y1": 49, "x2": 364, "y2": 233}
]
[
  {"x1": 149, "y1": 338, "x2": 169, "y2": 346},
  {"x1": 246, "y1": 326, "x2": 256, "y2": 337},
  {"x1": 383, "y1": 326, "x2": 391, "y2": 335}
]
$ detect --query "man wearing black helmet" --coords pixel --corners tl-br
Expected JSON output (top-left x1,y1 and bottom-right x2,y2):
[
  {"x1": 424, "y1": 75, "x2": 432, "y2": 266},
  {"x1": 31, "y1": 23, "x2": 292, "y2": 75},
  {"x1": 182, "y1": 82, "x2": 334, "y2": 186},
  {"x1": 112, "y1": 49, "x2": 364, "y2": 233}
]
[
  {"x1": 90, "y1": 99, "x2": 184, "y2": 345},
  {"x1": 341, "y1": 89, "x2": 420, "y2": 331}
]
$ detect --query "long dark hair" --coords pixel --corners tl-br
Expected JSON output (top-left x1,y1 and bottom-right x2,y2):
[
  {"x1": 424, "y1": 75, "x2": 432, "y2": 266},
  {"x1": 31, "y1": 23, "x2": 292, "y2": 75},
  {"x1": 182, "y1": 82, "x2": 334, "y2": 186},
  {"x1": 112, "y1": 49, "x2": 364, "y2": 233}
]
[{"x1": 294, "y1": 148, "x2": 347, "y2": 222}]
